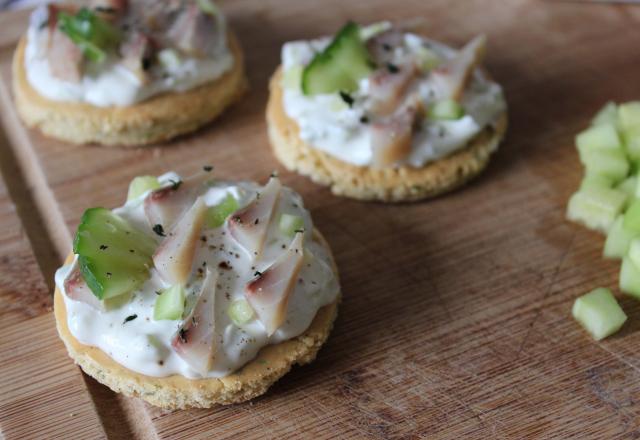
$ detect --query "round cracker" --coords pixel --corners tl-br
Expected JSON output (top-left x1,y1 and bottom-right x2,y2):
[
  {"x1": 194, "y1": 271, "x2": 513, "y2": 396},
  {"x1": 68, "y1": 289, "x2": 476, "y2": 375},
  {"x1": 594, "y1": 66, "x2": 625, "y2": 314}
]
[
  {"x1": 12, "y1": 32, "x2": 248, "y2": 147},
  {"x1": 54, "y1": 230, "x2": 340, "y2": 409},
  {"x1": 267, "y1": 67, "x2": 508, "y2": 202}
]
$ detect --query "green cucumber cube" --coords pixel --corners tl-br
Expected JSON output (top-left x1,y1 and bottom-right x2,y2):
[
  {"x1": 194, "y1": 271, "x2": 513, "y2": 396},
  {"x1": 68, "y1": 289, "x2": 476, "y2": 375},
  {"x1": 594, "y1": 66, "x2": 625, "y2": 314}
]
[
  {"x1": 581, "y1": 174, "x2": 614, "y2": 191},
  {"x1": 592, "y1": 102, "x2": 618, "y2": 127},
  {"x1": 572, "y1": 288, "x2": 627, "y2": 341},
  {"x1": 566, "y1": 187, "x2": 627, "y2": 233},
  {"x1": 620, "y1": 257, "x2": 640, "y2": 298},
  {"x1": 228, "y1": 299, "x2": 254, "y2": 326},
  {"x1": 624, "y1": 199, "x2": 640, "y2": 232},
  {"x1": 618, "y1": 102, "x2": 640, "y2": 132},
  {"x1": 154, "y1": 285, "x2": 185, "y2": 320},
  {"x1": 127, "y1": 176, "x2": 161, "y2": 202},
  {"x1": 279, "y1": 213, "x2": 305, "y2": 237},
  {"x1": 576, "y1": 124, "x2": 622, "y2": 158},
  {"x1": 581, "y1": 149, "x2": 629, "y2": 182},
  {"x1": 615, "y1": 175, "x2": 637, "y2": 198},
  {"x1": 604, "y1": 216, "x2": 637, "y2": 259},
  {"x1": 624, "y1": 126, "x2": 640, "y2": 160},
  {"x1": 206, "y1": 194, "x2": 239, "y2": 228},
  {"x1": 429, "y1": 99, "x2": 465, "y2": 120},
  {"x1": 629, "y1": 237, "x2": 640, "y2": 269}
]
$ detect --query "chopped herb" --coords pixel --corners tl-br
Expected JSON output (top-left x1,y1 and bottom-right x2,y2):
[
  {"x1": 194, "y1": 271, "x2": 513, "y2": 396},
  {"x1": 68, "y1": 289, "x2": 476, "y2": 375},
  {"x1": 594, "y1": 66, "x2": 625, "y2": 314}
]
[
  {"x1": 99, "y1": 244, "x2": 108, "y2": 250},
  {"x1": 382, "y1": 43, "x2": 392, "y2": 51},
  {"x1": 270, "y1": 171, "x2": 279, "y2": 178},
  {"x1": 339, "y1": 91, "x2": 355, "y2": 107},
  {"x1": 254, "y1": 218, "x2": 259, "y2": 225},
  {"x1": 203, "y1": 165, "x2": 214, "y2": 172},
  {"x1": 254, "y1": 270, "x2": 263, "y2": 278},
  {"x1": 153, "y1": 224, "x2": 166, "y2": 237},
  {"x1": 178, "y1": 328, "x2": 188, "y2": 343},
  {"x1": 142, "y1": 57, "x2": 152, "y2": 71},
  {"x1": 155, "y1": 290, "x2": 162, "y2": 295},
  {"x1": 123, "y1": 314, "x2": 137, "y2": 324},
  {"x1": 386, "y1": 62, "x2": 399, "y2": 73},
  {"x1": 219, "y1": 261, "x2": 231, "y2": 270},
  {"x1": 94, "y1": 6, "x2": 116, "y2": 14},
  {"x1": 106, "y1": 272, "x2": 112, "y2": 278},
  {"x1": 158, "y1": 360, "x2": 164, "y2": 366},
  {"x1": 294, "y1": 229, "x2": 305, "y2": 234},
  {"x1": 360, "y1": 115, "x2": 369, "y2": 124},
  {"x1": 169, "y1": 179, "x2": 182, "y2": 190}
]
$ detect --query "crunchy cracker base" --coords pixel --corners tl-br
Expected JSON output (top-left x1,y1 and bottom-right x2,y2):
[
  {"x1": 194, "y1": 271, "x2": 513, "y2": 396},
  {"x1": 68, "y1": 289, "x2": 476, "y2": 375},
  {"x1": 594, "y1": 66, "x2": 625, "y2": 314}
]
[
  {"x1": 12, "y1": 33, "x2": 248, "y2": 147},
  {"x1": 54, "y1": 230, "x2": 339, "y2": 409},
  {"x1": 266, "y1": 67, "x2": 508, "y2": 202}
]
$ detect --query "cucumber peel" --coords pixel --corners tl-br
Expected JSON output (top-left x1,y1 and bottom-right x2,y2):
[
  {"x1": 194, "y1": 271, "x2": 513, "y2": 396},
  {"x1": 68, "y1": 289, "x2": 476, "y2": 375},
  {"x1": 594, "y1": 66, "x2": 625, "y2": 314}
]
[
  {"x1": 74, "y1": 208, "x2": 156, "y2": 300},
  {"x1": 572, "y1": 288, "x2": 626, "y2": 341},
  {"x1": 301, "y1": 22, "x2": 373, "y2": 96}
]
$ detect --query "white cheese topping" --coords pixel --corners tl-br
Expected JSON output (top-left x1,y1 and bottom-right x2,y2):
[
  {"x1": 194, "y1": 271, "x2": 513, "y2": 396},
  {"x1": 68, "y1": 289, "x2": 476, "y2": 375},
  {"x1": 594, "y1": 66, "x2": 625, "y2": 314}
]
[
  {"x1": 24, "y1": 6, "x2": 234, "y2": 107},
  {"x1": 55, "y1": 173, "x2": 340, "y2": 378},
  {"x1": 280, "y1": 29, "x2": 506, "y2": 168}
]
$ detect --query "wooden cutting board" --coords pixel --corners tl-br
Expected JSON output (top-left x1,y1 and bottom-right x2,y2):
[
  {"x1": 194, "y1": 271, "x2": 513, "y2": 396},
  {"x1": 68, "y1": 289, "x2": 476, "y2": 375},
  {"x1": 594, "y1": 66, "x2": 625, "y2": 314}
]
[{"x1": 2, "y1": 1, "x2": 640, "y2": 438}]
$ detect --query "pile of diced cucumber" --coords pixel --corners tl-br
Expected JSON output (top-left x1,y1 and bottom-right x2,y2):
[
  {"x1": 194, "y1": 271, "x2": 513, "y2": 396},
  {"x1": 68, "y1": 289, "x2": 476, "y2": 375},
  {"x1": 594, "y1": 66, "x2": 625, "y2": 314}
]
[{"x1": 567, "y1": 101, "x2": 640, "y2": 340}]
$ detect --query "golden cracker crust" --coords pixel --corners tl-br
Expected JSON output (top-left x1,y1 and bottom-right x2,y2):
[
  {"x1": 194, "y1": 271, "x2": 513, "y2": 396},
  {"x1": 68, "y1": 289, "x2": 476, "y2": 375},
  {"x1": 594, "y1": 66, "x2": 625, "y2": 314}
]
[
  {"x1": 54, "y1": 230, "x2": 339, "y2": 409},
  {"x1": 12, "y1": 33, "x2": 248, "y2": 147},
  {"x1": 266, "y1": 67, "x2": 508, "y2": 202}
]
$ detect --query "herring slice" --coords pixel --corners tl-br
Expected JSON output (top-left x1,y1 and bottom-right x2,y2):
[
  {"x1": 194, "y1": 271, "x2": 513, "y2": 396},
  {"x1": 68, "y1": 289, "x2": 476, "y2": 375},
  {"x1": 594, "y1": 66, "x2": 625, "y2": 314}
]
[
  {"x1": 153, "y1": 197, "x2": 207, "y2": 286},
  {"x1": 228, "y1": 177, "x2": 282, "y2": 258},
  {"x1": 370, "y1": 108, "x2": 415, "y2": 167},
  {"x1": 171, "y1": 269, "x2": 219, "y2": 376},
  {"x1": 430, "y1": 35, "x2": 486, "y2": 101},
  {"x1": 144, "y1": 173, "x2": 211, "y2": 232},
  {"x1": 245, "y1": 232, "x2": 305, "y2": 336},
  {"x1": 368, "y1": 63, "x2": 418, "y2": 116}
]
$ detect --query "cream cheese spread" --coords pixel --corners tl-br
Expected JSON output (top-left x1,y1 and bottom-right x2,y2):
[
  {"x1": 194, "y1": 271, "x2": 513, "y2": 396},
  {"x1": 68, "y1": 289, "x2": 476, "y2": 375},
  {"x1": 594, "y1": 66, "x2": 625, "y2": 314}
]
[
  {"x1": 24, "y1": 5, "x2": 234, "y2": 107},
  {"x1": 55, "y1": 173, "x2": 339, "y2": 378},
  {"x1": 280, "y1": 27, "x2": 506, "y2": 168}
]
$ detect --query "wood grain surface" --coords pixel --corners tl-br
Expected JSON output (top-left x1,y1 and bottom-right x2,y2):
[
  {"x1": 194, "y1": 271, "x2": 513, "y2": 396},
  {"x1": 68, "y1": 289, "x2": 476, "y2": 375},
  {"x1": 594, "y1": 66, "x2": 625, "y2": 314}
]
[{"x1": 2, "y1": 0, "x2": 640, "y2": 438}]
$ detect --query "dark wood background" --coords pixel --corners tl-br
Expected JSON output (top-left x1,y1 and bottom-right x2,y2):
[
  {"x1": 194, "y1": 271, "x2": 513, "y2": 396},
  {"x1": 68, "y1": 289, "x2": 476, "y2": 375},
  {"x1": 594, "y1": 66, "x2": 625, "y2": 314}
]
[{"x1": 2, "y1": 1, "x2": 640, "y2": 438}]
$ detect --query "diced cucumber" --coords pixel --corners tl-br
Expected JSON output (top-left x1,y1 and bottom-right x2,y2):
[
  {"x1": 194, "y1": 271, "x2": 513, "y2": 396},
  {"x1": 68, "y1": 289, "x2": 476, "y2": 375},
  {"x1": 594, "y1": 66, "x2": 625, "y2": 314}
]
[
  {"x1": 581, "y1": 149, "x2": 629, "y2": 183},
  {"x1": 206, "y1": 194, "x2": 239, "y2": 228},
  {"x1": 624, "y1": 126, "x2": 640, "y2": 161},
  {"x1": 604, "y1": 216, "x2": 636, "y2": 259},
  {"x1": 416, "y1": 46, "x2": 441, "y2": 71},
  {"x1": 359, "y1": 21, "x2": 392, "y2": 40},
  {"x1": 618, "y1": 102, "x2": 640, "y2": 132},
  {"x1": 227, "y1": 299, "x2": 254, "y2": 326},
  {"x1": 624, "y1": 199, "x2": 640, "y2": 232},
  {"x1": 73, "y1": 208, "x2": 156, "y2": 299},
  {"x1": 279, "y1": 213, "x2": 304, "y2": 237},
  {"x1": 629, "y1": 237, "x2": 640, "y2": 270},
  {"x1": 620, "y1": 257, "x2": 640, "y2": 299},
  {"x1": 572, "y1": 288, "x2": 627, "y2": 341},
  {"x1": 429, "y1": 99, "x2": 465, "y2": 120},
  {"x1": 158, "y1": 49, "x2": 181, "y2": 72},
  {"x1": 302, "y1": 22, "x2": 373, "y2": 96},
  {"x1": 576, "y1": 124, "x2": 622, "y2": 157},
  {"x1": 592, "y1": 102, "x2": 618, "y2": 127},
  {"x1": 196, "y1": 0, "x2": 219, "y2": 16},
  {"x1": 127, "y1": 175, "x2": 161, "y2": 202},
  {"x1": 154, "y1": 285, "x2": 185, "y2": 320},
  {"x1": 283, "y1": 65, "x2": 303, "y2": 91},
  {"x1": 566, "y1": 187, "x2": 627, "y2": 233},
  {"x1": 616, "y1": 175, "x2": 636, "y2": 198},
  {"x1": 580, "y1": 174, "x2": 613, "y2": 191}
]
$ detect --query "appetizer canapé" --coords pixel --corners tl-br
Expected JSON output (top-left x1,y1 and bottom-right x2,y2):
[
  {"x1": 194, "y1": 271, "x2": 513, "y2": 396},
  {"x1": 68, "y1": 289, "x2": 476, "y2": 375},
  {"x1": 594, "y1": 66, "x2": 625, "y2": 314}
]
[
  {"x1": 13, "y1": 0, "x2": 247, "y2": 146},
  {"x1": 267, "y1": 22, "x2": 507, "y2": 201},
  {"x1": 54, "y1": 171, "x2": 340, "y2": 408}
]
